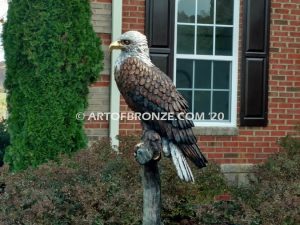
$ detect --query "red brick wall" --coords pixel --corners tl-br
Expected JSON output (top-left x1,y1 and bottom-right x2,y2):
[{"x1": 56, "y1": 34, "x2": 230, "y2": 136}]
[
  {"x1": 117, "y1": 0, "x2": 300, "y2": 164},
  {"x1": 123, "y1": 0, "x2": 145, "y2": 33}
]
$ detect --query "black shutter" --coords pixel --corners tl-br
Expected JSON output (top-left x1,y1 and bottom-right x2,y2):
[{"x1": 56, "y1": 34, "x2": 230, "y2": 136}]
[
  {"x1": 240, "y1": 0, "x2": 270, "y2": 126},
  {"x1": 145, "y1": 0, "x2": 175, "y2": 79}
]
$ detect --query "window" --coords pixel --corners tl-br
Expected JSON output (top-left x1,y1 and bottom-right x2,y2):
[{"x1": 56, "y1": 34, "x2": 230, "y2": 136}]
[{"x1": 174, "y1": 0, "x2": 239, "y2": 127}]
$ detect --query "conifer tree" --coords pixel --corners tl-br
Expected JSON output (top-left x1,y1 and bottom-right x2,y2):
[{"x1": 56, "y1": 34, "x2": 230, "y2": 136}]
[{"x1": 2, "y1": 0, "x2": 103, "y2": 171}]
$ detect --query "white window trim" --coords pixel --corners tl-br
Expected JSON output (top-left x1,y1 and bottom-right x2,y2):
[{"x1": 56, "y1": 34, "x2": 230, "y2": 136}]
[{"x1": 173, "y1": 0, "x2": 240, "y2": 128}]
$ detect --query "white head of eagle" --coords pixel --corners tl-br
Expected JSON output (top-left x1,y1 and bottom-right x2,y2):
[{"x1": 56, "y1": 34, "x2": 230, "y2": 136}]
[
  {"x1": 109, "y1": 31, "x2": 208, "y2": 183},
  {"x1": 109, "y1": 31, "x2": 153, "y2": 71}
]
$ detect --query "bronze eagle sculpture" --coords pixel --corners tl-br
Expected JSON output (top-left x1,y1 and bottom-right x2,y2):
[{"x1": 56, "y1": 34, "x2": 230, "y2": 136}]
[{"x1": 109, "y1": 31, "x2": 207, "y2": 182}]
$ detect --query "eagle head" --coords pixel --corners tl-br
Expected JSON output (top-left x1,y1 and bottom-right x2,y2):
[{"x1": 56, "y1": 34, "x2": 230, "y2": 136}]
[
  {"x1": 109, "y1": 31, "x2": 153, "y2": 68},
  {"x1": 109, "y1": 31, "x2": 148, "y2": 52}
]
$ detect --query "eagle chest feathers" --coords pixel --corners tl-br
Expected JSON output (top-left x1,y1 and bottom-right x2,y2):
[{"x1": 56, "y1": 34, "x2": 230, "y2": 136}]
[{"x1": 115, "y1": 57, "x2": 181, "y2": 114}]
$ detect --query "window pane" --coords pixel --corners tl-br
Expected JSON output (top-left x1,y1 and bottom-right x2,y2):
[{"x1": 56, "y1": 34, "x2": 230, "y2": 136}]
[
  {"x1": 194, "y1": 91, "x2": 211, "y2": 119},
  {"x1": 197, "y1": 0, "x2": 214, "y2": 24},
  {"x1": 178, "y1": 0, "x2": 196, "y2": 23},
  {"x1": 195, "y1": 60, "x2": 211, "y2": 89},
  {"x1": 213, "y1": 91, "x2": 229, "y2": 120},
  {"x1": 177, "y1": 25, "x2": 195, "y2": 54},
  {"x1": 179, "y1": 90, "x2": 193, "y2": 112},
  {"x1": 176, "y1": 59, "x2": 193, "y2": 88},
  {"x1": 197, "y1": 26, "x2": 213, "y2": 55},
  {"x1": 215, "y1": 27, "x2": 232, "y2": 55},
  {"x1": 213, "y1": 61, "x2": 231, "y2": 89},
  {"x1": 216, "y1": 0, "x2": 233, "y2": 25}
]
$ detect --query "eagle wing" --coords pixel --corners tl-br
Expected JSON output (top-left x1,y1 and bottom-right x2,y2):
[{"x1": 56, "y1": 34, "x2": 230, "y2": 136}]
[{"x1": 116, "y1": 57, "x2": 207, "y2": 168}]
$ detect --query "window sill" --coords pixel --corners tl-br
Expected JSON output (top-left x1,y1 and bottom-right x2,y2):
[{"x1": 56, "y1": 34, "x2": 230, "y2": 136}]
[{"x1": 192, "y1": 126, "x2": 238, "y2": 136}]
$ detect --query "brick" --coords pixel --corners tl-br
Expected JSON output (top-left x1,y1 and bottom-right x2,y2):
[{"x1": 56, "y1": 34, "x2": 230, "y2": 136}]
[
  {"x1": 273, "y1": 19, "x2": 287, "y2": 25},
  {"x1": 272, "y1": 53, "x2": 287, "y2": 59},
  {"x1": 282, "y1": 26, "x2": 296, "y2": 32},
  {"x1": 216, "y1": 159, "x2": 232, "y2": 164},
  {"x1": 287, "y1": 87, "x2": 300, "y2": 92},
  {"x1": 208, "y1": 153, "x2": 224, "y2": 158},
  {"x1": 239, "y1": 142, "x2": 254, "y2": 147},
  {"x1": 129, "y1": 23, "x2": 145, "y2": 30},
  {"x1": 271, "y1": 131, "x2": 286, "y2": 136},
  {"x1": 247, "y1": 148, "x2": 262, "y2": 153},
  {"x1": 255, "y1": 142, "x2": 270, "y2": 147},
  {"x1": 288, "y1": 53, "x2": 300, "y2": 59},
  {"x1": 248, "y1": 137, "x2": 263, "y2": 141},
  {"x1": 264, "y1": 137, "x2": 278, "y2": 142},
  {"x1": 283, "y1": 3, "x2": 298, "y2": 9},
  {"x1": 223, "y1": 142, "x2": 238, "y2": 147},
  {"x1": 278, "y1": 125, "x2": 294, "y2": 130},
  {"x1": 275, "y1": 8, "x2": 290, "y2": 14},
  {"x1": 255, "y1": 153, "x2": 271, "y2": 159},
  {"x1": 239, "y1": 130, "x2": 254, "y2": 136},
  {"x1": 290, "y1": 21, "x2": 300, "y2": 26},
  {"x1": 129, "y1": 12, "x2": 144, "y2": 17},
  {"x1": 270, "y1": 47, "x2": 280, "y2": 52},
  {"x1": 231, "y1": 159, "x2": 248, "y2": 163},
  {"x1": 279, "y1": 114, "x2": 293, "y2": 119},
  {"x1": 291, "y1": 9, "x2": 300, "y2": 15},
  {"x1": 231, "y1": 148, "x2": 247, "y2": 153},
  {"x1": 272, "y1": 64, "x2": 286, "y2": 69},
  {"x1": 282, "y1": 15, "x2": 297, "y2": 20},
  {"x1": 280, "y1": 37, "x2": 295, "y2": 42},
  {"x1": 123, "y1": 17, "x2": 137, "y2": 23},
  {"x1": 224, "y1": 153, "x2": 239, "y2": 158},
  {"x1": 231, "y1": 136, "x2": 247, "y2": 142},
  {"x1": 248, "y1": 159, "x2": 264, "y2": 164},
  {"x1": 273, "y1": 0, "x2": 289, "y2": 4},
  {"x1": 279, "y1": 59, "x2": 294, "y2": 64},
  {"x1": 123, "y1": 6, "x2": 138, "y2": 11}
]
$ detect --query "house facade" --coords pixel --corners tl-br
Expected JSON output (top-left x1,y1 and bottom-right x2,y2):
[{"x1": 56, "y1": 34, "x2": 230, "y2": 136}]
[{"x1": 87, "y1": 0, "x2": 300, "y2": 183}]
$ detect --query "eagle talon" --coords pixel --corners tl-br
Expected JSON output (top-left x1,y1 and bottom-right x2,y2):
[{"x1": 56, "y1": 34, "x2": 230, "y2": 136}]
[{"x1": 152, "y1": 151, "x2": 161, "y2": 161}]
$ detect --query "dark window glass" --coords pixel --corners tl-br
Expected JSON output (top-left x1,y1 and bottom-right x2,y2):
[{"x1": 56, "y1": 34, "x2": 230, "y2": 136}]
[
  {"x1": 177, "y1": 25, "x2": 195, "y2": 54},
  {"x1": 195, "y1": 60, "x2": 211, "y2": 89},
  {"x1": 213, "y1": 91, "x2": 229, "y2": 120},
  {"x1": 178, "y1": 0, "x2": 196, "y2": 23},
  {"x1": 176, "y1": 59, "x2": 193, "y2": 88},
  {"x1": 197, "y1": 0, "x2": 214, "y2": 24},
  {"x1": 194, "y1": 91, "x2": 211, "y2": 119},
  {"x1": 197, "y1": 26, "x2": 213, "y2": 55},
  {"x1": 213, "y1": 61, "x2": 231, "y2": 89},
  {"x1": 215, "y1": 27, "x2": 233, "y2": 55},
  {"x1": 216, "y1": 0, "x2": 233, "y2": 25}
]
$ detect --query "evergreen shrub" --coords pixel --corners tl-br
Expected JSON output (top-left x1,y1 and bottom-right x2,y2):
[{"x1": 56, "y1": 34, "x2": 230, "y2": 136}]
[
  {"x1": 2, "y1": 0, "x2": 103, "y2": 171},
  {"x1": 0, "y1": 136, "x2": 229, "y2": 225}
]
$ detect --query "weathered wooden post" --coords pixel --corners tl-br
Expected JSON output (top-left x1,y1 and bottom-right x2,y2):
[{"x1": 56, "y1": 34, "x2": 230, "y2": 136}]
[{"x1": 134, "y1": 130, "x2": 162, "y2": 225}]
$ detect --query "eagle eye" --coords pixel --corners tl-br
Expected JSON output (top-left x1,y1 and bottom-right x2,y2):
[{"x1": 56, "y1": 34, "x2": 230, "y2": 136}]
[{"x1": 121, "y1": 40, "x2": 131, "y2": 45}]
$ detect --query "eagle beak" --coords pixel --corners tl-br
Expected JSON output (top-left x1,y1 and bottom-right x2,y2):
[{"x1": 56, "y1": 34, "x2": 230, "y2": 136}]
[{"x1": 109, "y1": 41, "x2": 123, "y2": 51}]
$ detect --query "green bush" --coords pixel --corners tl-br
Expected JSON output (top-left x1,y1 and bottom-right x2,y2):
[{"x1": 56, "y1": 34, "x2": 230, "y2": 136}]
[
  {"x1": 0, "y1": 120, "x2": 10, "y2": 167},
  {"x1": 0, "y1": 136, "x2": 229, "y2": 225},
  {"x1": 231, "y1": 127, "x2": 300, "y2": 225},
  {"x1": 1, "y1": 131, "x2": 299, "y2": 224},
  {"x1": 2, "y1": 0, "x2": 103, "y2": 171}
]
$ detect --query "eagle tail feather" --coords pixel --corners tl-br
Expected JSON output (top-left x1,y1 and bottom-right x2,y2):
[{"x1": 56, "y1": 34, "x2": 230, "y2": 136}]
[{"x1": 169, "y1": 142, "x2": 194, "y2": 183}]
